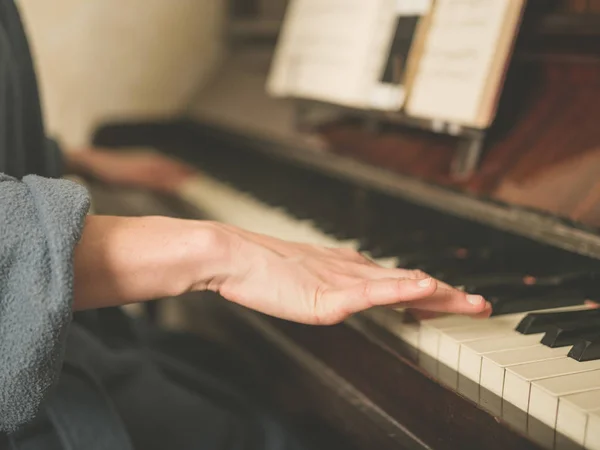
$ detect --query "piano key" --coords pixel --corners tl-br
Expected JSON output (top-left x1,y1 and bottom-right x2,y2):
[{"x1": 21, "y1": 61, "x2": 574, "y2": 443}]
[
  {"x1": 517, "y1": 307, "x2": 600, "y2": 335},
  {"x1": 458, "y1": 265, "x2": 597, "y2": 291},
  {"x1": 528, "y1": 369, "x2": 600, "y2": 431},
  {"x1": 437, "y1": 317, "x2": 536, "y2": 371},
  {"x1": 541, "y1": 317, "x2": 600, "y2": 348},
  {"x1": 418, "y1": 304, "x2": 590, "y2": 359},
  {"x1": 487, "y1": 287, "x2": 588, "y2": 316},
  {"x1": 429, "y1": 305, "x2": 591, "y2": 369},
  {"x1": 452, "y1": 268, "x2": 600, "y2": 293},
  {"x1": 555, "y1": 389, "x2": 600, "y2": 449},
  {"x1": 458, "y1": 333, "x2": 544, "y2": 384},
  {"x1": 178, "y1": 175, "x2": 385, "y2": 260},
  {"x1": 363, "y1": 307, "x2": 420, "y2": 349},
  {"x1": 480, "y1": 345, "x2": 570, "y2": 398},
  {"x1": 585, "y1": 409, "x2": 600, "y2": 450},
  {"x1": 449, "y1": 272, "x2": 534, "y2": 291},
  {"x1": 417, "y1": 312, "x2": 526, "y2": 357},
  {"x1": 568, "y1": 332, "x2": 600, "y2": 362},
  {"x1": 435, "y1": 319, "x2": 535, "y2": 388},
  {"x1": 502, "y1": 358, "x2": 600, "y2": 413},
  {"x1": 453, "y1": 306, "x2": 596, "y2": 404}
]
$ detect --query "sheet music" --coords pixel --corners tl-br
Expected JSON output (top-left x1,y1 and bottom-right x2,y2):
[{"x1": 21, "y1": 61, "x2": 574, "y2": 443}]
[
  {"x1": 406, "y1": 0, "x2": 521, "y2": 127},
  {"x1": 268, "y1": 0, "x2": 430, "y2": 110}
]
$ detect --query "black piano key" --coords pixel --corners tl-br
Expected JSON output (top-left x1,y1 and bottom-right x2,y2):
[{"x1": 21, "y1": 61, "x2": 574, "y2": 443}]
[
  {"x1": 454, "y1": 269, "x2": 600, "y2": 293},
  {"x1": 488, "y1": 287, "x2": 590, "y2": 316},
  {"x1": 449, "y1": 273, "x2": 537, "y2": 291},
  {"x1": 568, "y1": 333, "x2": 600, "y2": 362},
  {"x1": 516, "y1": 307, "x2": 600, "y2": 334},
  {"x1": 540, "y1": 318, "x2": 600, "y2": 348}
]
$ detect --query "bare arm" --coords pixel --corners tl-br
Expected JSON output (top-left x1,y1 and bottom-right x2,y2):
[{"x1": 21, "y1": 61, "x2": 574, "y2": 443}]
[
  {"x1": 72, "y1": 216, "x2": 223, "y2": 309},
  {"x1": 63, "y1": 148, "x2": 195, "y2": 194}
]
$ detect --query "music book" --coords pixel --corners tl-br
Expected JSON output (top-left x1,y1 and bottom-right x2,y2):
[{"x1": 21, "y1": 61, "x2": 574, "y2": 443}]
[
  {"x1": 267, "y1": 0, "x2": 431, "y2": 111},
  {"x1": 405, "y1": 0, "x2": 527, "y2": 129}
]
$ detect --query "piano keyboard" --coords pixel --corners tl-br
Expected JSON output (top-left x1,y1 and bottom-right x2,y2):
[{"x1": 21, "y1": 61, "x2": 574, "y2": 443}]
[{"x1": 175, "y1": 149, "x2": 600, "y2": 450}]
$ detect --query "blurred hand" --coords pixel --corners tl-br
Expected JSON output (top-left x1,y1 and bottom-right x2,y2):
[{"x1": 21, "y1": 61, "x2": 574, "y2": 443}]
[
  {"x1": 211, "y1": 225, "x2": 492, "y2": 325},
  {"x1": 65, "y1": 148, "x2": 195, "y2": 194}
]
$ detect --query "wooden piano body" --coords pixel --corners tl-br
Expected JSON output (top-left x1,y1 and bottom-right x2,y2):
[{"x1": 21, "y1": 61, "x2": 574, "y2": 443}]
[{"x1": 90, "y1": 3, "x2": 600, "y2": 449}]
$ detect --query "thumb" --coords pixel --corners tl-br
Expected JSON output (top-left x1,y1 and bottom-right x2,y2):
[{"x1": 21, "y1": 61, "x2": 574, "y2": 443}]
[{"x1": 318, "y1": 277, "x2": 437, "y2": 324}]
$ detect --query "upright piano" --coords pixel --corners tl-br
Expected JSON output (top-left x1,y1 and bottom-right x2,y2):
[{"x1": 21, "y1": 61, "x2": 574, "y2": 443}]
[{"x1": 92, "y1": 1, "x2": 600, "y2": 449}]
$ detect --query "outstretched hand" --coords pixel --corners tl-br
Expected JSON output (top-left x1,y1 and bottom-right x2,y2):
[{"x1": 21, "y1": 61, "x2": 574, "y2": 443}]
[
  {"x1": 211, "y1": 225, "x2": 492, "y2": 325},
  {"x1": 73, "y1": 216, "x2": 490, "y2": 323}
]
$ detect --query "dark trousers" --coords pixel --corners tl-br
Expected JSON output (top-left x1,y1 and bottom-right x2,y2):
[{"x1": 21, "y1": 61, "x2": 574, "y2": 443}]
[{"x1": 4, "y1": 309, "x2": 308, "y2": 450}]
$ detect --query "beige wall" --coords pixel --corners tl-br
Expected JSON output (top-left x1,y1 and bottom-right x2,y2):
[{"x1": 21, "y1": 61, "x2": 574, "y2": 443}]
[{"x1": 17, "y1": 0, "x2": 226, "y2": 148}]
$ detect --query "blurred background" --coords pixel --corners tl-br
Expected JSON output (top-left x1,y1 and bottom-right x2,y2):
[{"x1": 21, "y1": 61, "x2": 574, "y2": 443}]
[
  {"x1": 18, "y1": 0, "x2": 231, "y2": 147},
  {"x1": 11, "y1": 2, "x2": 600, "y2": 449}
]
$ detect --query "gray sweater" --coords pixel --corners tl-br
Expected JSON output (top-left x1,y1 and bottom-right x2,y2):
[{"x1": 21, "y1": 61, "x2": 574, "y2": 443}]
[
  {"x1": 0, "y1": 174, "x2": 89, "y2": 431},
  {"x1": 0, "y1": 174, "x2": 268, "y2": 450}
]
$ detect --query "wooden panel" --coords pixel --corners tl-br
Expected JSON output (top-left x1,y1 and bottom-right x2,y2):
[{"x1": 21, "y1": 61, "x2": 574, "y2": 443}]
[
  {"x1": 491, "y1": 61, "x2": 600, "y2": 222},
  {"x1": 202, "y1": 302, "x2": 545, "y2": 450},
  {"x1": 556, "y1": 0, "x2": 600, "y2": 12}
]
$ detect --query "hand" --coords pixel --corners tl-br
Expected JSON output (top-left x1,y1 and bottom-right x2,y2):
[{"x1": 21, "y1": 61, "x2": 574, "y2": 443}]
[
  {"x1": 73, "y1": 217, "x2": 490, "y2": 324},
  {"x1": 65, "y1": 148, "x2": 195, "y2": 194},
  {"x1": 211, "y1": 226, "x2": 491, "y2": 325}
]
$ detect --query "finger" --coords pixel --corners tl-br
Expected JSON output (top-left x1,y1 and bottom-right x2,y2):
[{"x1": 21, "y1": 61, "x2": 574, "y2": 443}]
[
  {"x1": 167, "y1": 163, "x2": 196, "y2": 177},
  {"x1": 472, "y1": 303, "x2": 493, "y2": 318},
  {"x1": 398, "y1": 287, "x2": 489, "y2": 315},
  {"x1": 407, "y1": 301, "x2": 492, "y2": 318},
  {"x1": 403, "y1": 299, "x2": 492, "y2": 321},
  {"x1": 357, "y1": 267, "x2": 451, "y2": 287},
  {"x1": 399, "y1": 269, "x2": 456, "y2": 290},
  {"x1": 321, "y1": 277, "x2": 438, "y2": 322}
]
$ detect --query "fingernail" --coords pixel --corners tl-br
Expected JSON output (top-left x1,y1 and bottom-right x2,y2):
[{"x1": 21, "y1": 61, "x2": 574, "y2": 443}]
[
  {"x1": 467, "y1": 294, "x2": 484, "y2": 306},
  {"x1": 417, "y1": 277, "x2": 432, "y2": 288}
]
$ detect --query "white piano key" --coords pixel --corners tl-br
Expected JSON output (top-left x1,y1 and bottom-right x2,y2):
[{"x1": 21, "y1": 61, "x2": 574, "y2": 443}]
[
  {"x1": 431, "y1": 305, "x2": 591, "y2": 371},
  {"x1": 528, "y1": 370, "x2": 600, "y2": 430},
  {"x1": 438, "y1": 326, "x2": 517, "y2": 371},
  {"x1": 419, "y1": 312, "x2": 526, "y2": 358},
  {"x1": 179, "y1": 175, "x2": 400, "y2": 269},
  {"x1": 419, "y1": 325, "x2": 444, "y2": 357},
  {"x1": 437, "y1": 314, "x2": 534, "y2": 370},
  {"x1": 458, "y1": 333, "x2": 543, "y2": 384},
  {"x1": 420, "y1": 314, "x2": 478, "y2": 329},
  {"x1": 417, "y1": 315, "x2": 481, "y2": 355},
  {"x1": 456, "y1": 304, "x2": 593, "y2": 388},
  {"x1": 503, "y1": 358, "x2": 600, "y2": 414},
  {"x1": 480, "y1": 345, "x2": 569, "y2": 397},
  {"x1": 556, "y1": 389, "x2": 600, "y2": 448},
  {"x1": 363, "y1": 307, "x2": 420, "y2": 348},
  {"x1": 585, "y1": 409, "x2": 600, "y2": 450},
  {"x1": 370, "y1": 255, "x2": 401, "y2": 269}
]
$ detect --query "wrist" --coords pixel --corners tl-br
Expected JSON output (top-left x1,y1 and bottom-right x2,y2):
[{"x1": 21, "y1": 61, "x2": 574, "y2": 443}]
[
  {"x1": 73, "y1": 216, "x2": 234, "y2": 309},
  {"x1": 187, "y1": 220, "x2": 235, "y2": 294}
]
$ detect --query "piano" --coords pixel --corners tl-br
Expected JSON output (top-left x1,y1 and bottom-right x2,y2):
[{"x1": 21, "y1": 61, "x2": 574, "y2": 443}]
[{"x1": 90, "y1": 1, "x2": 600, "y2": 449}]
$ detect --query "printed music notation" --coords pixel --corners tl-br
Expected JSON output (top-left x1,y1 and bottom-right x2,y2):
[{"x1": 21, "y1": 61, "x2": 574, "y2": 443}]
[
  {"x1": 406, "y1": 0, "x2": 525, "y2": 128},
  {"x1": 268, "y1": 0, "x2": 428, "y2": 110}
]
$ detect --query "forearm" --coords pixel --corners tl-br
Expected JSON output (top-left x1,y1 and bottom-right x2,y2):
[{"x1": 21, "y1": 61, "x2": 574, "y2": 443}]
[
  {"x1": 61, "y1": 150, "x2": 97, "y2": 176},
  {"x1": 73, "y1": 215, "x2": 229, "y2": 310}
]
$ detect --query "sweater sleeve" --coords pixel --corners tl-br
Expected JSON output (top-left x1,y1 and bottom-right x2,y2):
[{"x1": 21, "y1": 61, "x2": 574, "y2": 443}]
[{"x1": 0, "y1": 173, "x2": 90, "y2": 432}]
